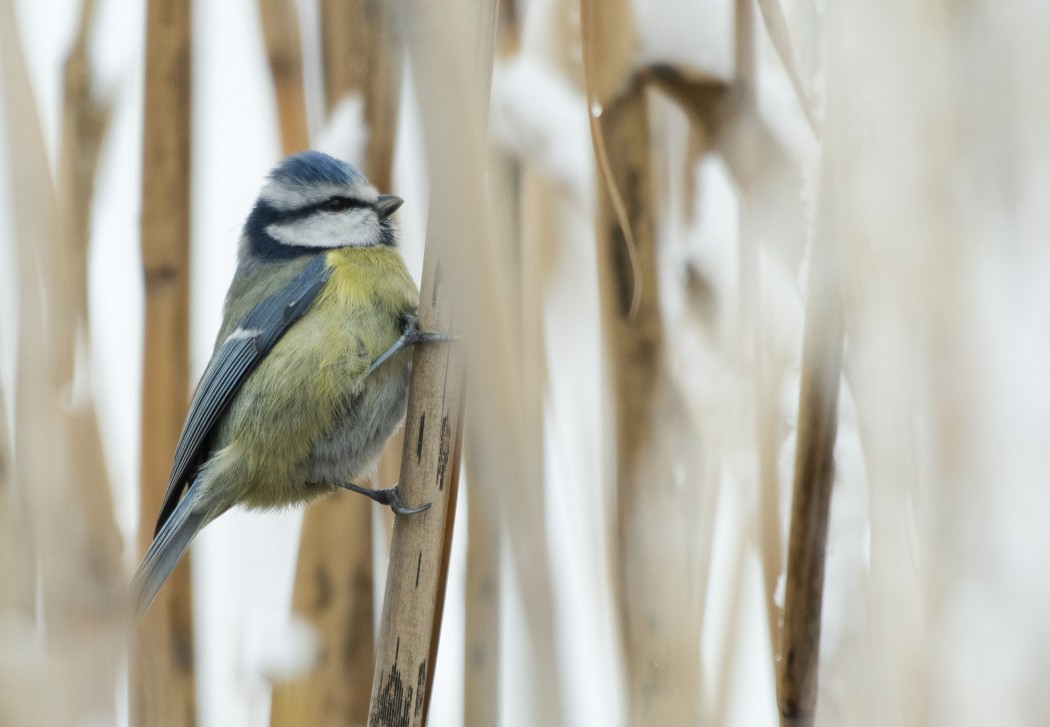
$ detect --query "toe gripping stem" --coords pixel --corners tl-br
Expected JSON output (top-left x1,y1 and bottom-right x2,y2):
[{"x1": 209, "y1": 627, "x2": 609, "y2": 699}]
[
  {"x1": 367, "y1": 314, "x2": 458, "y2": 376},
  {"x1": 337, "y1": 481, "x2": 431, "y2": 515}
]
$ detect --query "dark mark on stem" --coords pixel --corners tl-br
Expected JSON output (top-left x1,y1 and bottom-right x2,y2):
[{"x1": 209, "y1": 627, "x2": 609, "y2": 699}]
[
  {"x1": 431, "y1": 262, "x2": 441, "y2": 307},
  {"x1": 436, "y1": 415, "x2": 451, "y2": 490},
  {"x1": 145, "y1": 265, "x2": 178, "y2": 293},
  {"x1": 416, "y1": 413, "x2": 425, "y2": 463},
  {"x1": 371, "y1": 660, "x2": 413, "y2": 727},
  {"x1": 415, "y1": 660, "x2": 428, "y2": 718},
  {"x1": 312, "y1": 565, "x2": 332, "y2": 612}
]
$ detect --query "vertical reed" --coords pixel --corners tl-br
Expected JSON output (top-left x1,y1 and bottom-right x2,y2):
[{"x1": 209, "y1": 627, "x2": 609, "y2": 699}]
[{"x1": 132, "y1": 0, "x2": 196, "y2": 724}]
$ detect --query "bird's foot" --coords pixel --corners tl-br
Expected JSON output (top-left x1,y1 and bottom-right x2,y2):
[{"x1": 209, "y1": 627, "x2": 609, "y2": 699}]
[
  {"x1": 401, "y1": 313, "x2": 459, "y2": 346},
  {"x1": 336, "y1": 480, "x2": 431, "y2": 515},
  {"x1": 367, "y1": 314, "x2": 459, "y2": 375}
]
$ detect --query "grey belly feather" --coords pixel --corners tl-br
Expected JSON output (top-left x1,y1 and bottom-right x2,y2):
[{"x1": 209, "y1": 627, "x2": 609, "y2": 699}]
[{"x1": 305, "y1": 359, "x2": 411, "y2": 485}]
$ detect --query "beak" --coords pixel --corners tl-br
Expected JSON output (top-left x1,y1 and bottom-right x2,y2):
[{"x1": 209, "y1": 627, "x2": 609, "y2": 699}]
[{"x1": 375, "y1": 195, "x2": 404, "y2": 218}]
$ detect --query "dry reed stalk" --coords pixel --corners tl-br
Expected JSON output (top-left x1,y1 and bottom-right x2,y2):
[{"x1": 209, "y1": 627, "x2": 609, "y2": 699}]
[
  {"x1": 367, "y1": 1, "x2": 502, "y2": 724},
  {"x1": 776, "y1": 150, "x2": 843, "y2": 726},
  {"x1": 2, "y1": 66, "x2": 63, "y2": 721},
  {"x1": 648, "y1": 83, "x2": 787, "y2": 716},
  {"x1": 131, "y1": 0, "x2": 196, "y2": 724},
  {"x1": 496, "y1": 0, "x2": 520, "y2": 56},
  {"x1": 269, "y1": 498, "x2": 377, "y2": 727},
  {"x1": 460, "y1": 6, "x2": 523, "y2": 717},
  {"x1": 0, "y1": 3, "x2": 123, "y2": 722},
  {"x1": 317, "y1": 0, "x2": 363, "y2": 114},
  {"x1": 0, "y1": 13, "x2": 54, "y2": 724},
  {"x1": 675, "y1": 247, "x2": 735, "y2": 723},
  {"x1": 822, "y1": 5, "x2": 929, "y2": 720},
  {"x1": 730, "y1": 0, "x2": 782, "y2": 663},
  {"x1": 257, "y1": 0, "x2": 309, "y2": 155},
  {"x1": 48, "y1": 0, "x2": 125, "y2": 721},
  {"x1": 643, "y1": 17, "x2": 811, "y2": 671},
  {"x1": 646, "y1": 86, "x2": 753, "y2": 724},
  {"x1": 0, "y1": 379, "x2": 28, "y2": 620},
  {"x1": 733, "y1": 0, "x2": 791, "y2": 677},
  {"x1": 462, "y1": 452, "x2": 501, "y2": 727},
  {"x1": 710, "y1": 534, "x2": 750, "y2": 727},
  {"x1": 753, "y1": 322, "x2": 787, "y2": 655},
  {"x1": 57, "y1": 0, "x2": 123, "y2": 590},
  {"x1": 318, "y1": 0, "x2": 403, "y2": 189},
  {"x1": 582, "y1": 1, "x2": 708, "y2": 722},
  {"x1": 597, "y1": 84, "x2": 704, "y2": 726},
  {"x1": 0, "y1": 377, "x2": 31, "y2": 616},
  {"x1": 471, "y1": 2, "x2": 597, "y2": 724},
  {"x1": 838, "y1": 289, "x2": 926, "y2": 717},
  {"x1": 365, "y1": 244, "x2": 466, "y2": 726},
  {"x1": 642, "y1": 60, "x2": 795, "y2": 676},
  {"x1": 1, "y1": 1, "x2": 129, "y2": 721},
  {"x1": 835, "y1": 4, "x2": 1050, "y2": 721}
]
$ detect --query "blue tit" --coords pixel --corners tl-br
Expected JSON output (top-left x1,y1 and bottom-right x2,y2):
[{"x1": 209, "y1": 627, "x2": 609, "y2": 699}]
[{"x1": 133, "y1": 151, "x2": 445, "y2": 615}]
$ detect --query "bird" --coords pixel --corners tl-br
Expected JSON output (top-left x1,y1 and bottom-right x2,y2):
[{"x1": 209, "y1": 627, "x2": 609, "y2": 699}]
[{"x1": 133, "y1": 151, "x2": 445, "y2": 615}]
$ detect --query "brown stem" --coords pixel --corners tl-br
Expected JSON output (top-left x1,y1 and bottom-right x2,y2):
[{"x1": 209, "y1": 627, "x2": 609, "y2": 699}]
[
  {"x1": 131, "y1": 0, "x2": 196, "y2": 724},
  {"x1": 367, "y1": 1, "x2": 497, "y2": 724},
  {"x1": 257, "y1": 0, "x2": 309, "y2": 154},
  {"x1": 777, "y1": 153, "x2": 844, "y2": 727}
]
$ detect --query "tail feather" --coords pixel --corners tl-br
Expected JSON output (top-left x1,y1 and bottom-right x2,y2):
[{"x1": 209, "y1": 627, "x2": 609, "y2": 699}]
[{"x1": 132, "y1": 492, "x2": 210, "y2": 616}]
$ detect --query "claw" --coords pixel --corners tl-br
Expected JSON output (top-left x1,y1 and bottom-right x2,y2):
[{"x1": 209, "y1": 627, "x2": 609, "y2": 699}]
[
  {"x1": 368, "y1": 314, "x2": 459, "y2": 375},
  {"x1": 336, "y1": 480, "x2": 431, "y2": 515}
]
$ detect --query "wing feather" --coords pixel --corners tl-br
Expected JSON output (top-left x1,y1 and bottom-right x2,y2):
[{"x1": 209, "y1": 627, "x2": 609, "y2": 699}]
[{"x1": 153, "y1": 254, "x2": 330, "y2": 535}]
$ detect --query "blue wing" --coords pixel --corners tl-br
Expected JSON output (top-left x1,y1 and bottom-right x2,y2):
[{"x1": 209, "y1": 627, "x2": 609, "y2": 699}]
[{"x1": 152, "y1": 253, "x2": 331, "y2": 536}]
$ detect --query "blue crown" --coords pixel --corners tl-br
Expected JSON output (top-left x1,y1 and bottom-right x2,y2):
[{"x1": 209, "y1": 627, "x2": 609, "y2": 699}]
[{"x1": 269, "y1": 151, "x2": 367, "y2": 188}]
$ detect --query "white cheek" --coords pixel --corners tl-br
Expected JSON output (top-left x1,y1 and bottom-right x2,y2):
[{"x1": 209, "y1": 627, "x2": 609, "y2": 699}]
[{"x1": 266, "y1": 210, "x2": 381, "y2": 248}]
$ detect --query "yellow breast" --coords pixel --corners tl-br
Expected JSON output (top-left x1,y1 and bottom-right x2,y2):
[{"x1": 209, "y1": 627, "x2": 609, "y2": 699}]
[{"x1": 322, "y1": 246, "x2": 419, "y2": 316}]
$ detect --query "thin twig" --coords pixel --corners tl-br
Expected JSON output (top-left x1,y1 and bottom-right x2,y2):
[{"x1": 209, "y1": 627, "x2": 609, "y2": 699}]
[
  {"x1": 580, "y1": 0, "x2": 642, "y2": 320},
  {"x1": 777, "y1": 147, "x2": 844, "y2": 727}
]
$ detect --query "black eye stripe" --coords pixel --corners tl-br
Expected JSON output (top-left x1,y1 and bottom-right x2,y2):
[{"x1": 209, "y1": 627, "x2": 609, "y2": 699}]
[
  {"x1": 321, "y1": 195, "x2": 369, "y2": 212},
  {"x1": 283, "y1": 196, "x2": 370, "y2": 218}
]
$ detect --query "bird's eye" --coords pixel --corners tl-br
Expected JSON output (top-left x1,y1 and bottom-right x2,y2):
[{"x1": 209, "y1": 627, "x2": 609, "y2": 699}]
[{"x1": 324, "y1": 196, "x2": 353, "y2": 212}]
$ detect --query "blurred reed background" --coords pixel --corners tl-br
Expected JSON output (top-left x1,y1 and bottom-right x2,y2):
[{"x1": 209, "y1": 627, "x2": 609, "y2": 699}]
[{"x1": 3, "y1": 0, "x2": 1050, "y2": 725}]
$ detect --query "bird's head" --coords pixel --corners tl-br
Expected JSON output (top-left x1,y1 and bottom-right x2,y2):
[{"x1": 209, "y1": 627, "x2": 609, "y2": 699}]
[{"x1": 243, "y1": 151, "x2": 403, "y2": 261}]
